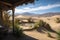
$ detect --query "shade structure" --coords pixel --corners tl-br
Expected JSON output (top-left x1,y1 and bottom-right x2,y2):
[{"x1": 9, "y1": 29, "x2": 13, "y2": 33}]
[
  {"x1": 0, "y1": 0, "x2": 35, "y2": 33},
  {"x1": 0, "y1": 0, "x2": 34, "y2": 10}
]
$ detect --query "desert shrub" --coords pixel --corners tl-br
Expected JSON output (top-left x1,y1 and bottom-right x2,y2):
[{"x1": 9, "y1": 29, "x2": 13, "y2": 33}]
[
  {"x1": 34, "y1": 20, "x2": 46, "y2": 29},
  {"x1": 14, "y1": 18, "x2": 20, "y2": 24},
  {"x1": 14, "y1": 24, "x2": 23, "y2": 37},
  {"x1": 47, "y1": 32, "x2": 51, "y2": 37},
  {"x1": 38, "y1": 20, "x2": 46, "y2": 27},
  {"x1": 57, "y1": 30, "x2": 60, "y2": 40},
  {"x1": 34, "y1": 20, "x2": 51, "y2": 31},
  {"x1": 33, "y1": 24, "x2": 39, "y2": 29},
  {"x1": 13, "y1": 19, "x2": 23, "y2": 37},
  {"x1": 33, "y1": 21, "x2": 40, "y2": 29},
  {"x1": 27, "y1": 18, "x2": 33, "y2": 23},
  {"x1": 55, "y1": 18, "x2": 60, "y2": 23}
]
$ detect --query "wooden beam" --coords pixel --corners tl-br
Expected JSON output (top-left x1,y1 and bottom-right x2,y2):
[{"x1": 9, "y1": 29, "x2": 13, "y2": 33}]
[
  {"x1": 12, "y1": 7, "x2": 15, "y2": 33},
  {"x1": 0, "y1": 1, "x2": 12, "y2": 6},
  {"x1": 0, "y1": 10, "x2": 2, "y2": 25},
  {"x1": 14, "y1": 0, "x2": 25, "y2": 6},
  {"x1": 0, "y1": 10, "x2": 4, "y2": 26},
  {"x1": 0, "y1": 4, "x2": 11, "y2": 10}
]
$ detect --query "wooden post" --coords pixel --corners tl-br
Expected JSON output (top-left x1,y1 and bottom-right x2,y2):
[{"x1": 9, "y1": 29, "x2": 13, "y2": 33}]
[
  {"x1": 0, "y1": 10, "x2": 3, "y2": 26},
  {"x1": 12, "y1": 7, "x2": 15, "y2": 33},
  {"x1": 0, "y1": 10, "x2": 2, "y2": 25}
]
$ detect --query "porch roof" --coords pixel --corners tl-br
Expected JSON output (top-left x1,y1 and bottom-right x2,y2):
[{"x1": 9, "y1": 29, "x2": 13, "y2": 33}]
[{"x1": 0, "y1": 0, "x2": 34, "y2": 10}]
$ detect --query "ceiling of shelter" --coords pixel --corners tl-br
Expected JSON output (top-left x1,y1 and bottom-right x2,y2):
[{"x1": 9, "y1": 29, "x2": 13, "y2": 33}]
[
  {"x1": 0, "y1": 0, "x2": 34, "y2": 6},
  {"x1": 0, "y1": 0, "x2": 34, "y2": 10}
]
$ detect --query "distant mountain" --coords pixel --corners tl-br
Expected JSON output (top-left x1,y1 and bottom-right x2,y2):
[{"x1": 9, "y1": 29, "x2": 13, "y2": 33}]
[
  {"x1": 15, "y1": 12, "x2": 60, "y2": 17},
  {"x1": 15, "y1": 12, "x2": 38, "y2": 16},
  {"x1": 38, "y1": 12, "x2": 60, "y2": 17},
  {"x1": 20, "y1": 12, "x2": 35, "y2": 15}
]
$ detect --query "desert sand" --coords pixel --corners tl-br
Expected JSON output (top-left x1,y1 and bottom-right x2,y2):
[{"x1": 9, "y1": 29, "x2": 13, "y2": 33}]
[
  {"x1": 21, "y1": 15, "x2": 60, "y2": 40},
  {"x1": 14, "y1": 15, "x2": 60, "y2": 40}
]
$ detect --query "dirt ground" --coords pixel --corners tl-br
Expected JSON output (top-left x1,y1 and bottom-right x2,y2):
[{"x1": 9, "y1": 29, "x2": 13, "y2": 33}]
[
  {"x1": 22, "y1": 15, "x2": 60, "y2": 40},
  {"x1": 24, "y1": 30, "x2": 56, "y2": 40},
  {"x1": 13, "y1": 15, "x2": 60, "y2": 40}
]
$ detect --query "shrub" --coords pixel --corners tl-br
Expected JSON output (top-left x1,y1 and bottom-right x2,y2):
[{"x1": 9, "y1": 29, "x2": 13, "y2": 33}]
[
  {"x1": 13, "y1": 19, "x2": 23, "y2": 37},
  {"x1": 27, "y1": 18, "x2": 33, "y2": 23},
  {"x1": 14, "y1": 24, "x2": 23, "y2": 37},
  {"x1": 34, "y1": 20, "x2": 46, "y2": 29},
  {"x1": 33, "y1": 23, "x2": 39, "y2": 29},
  {"x1": 38, "y1": 20, "x2": 46, "y2": 27},
  {"x1": 55, "y1": 18, "x2": 60, "y2": 23},
  {"x1": 34, "y1": 20, "x2": 51, "y2": 31},
  {"x1": 47, "y1": 32, "x2": 51, "y2": 37},
  {"x1": 57, "y1": 30, "x2": 60, "y2": 40},
  {"x1": 14, "y1": 19, "x2": 20, "y2": 24}
]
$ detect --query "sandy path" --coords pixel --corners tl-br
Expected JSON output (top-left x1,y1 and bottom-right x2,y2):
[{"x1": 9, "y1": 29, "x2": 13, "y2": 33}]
[{"x1": 24, "y1": 31, "x2": 56, "y2": 40}]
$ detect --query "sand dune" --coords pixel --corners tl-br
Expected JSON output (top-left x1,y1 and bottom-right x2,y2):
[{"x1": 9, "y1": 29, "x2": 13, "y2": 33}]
[{"x1": 16, "y1": 15, "x2": 60, "y2": 40}]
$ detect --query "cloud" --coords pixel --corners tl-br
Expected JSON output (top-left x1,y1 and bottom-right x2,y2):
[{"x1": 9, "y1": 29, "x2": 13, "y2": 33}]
[{"x1": 15, "y1": 4, "x2": 60, "y2": 13}]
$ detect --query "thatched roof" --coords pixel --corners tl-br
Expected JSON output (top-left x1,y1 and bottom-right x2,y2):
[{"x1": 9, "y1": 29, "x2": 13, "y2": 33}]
[{"x1": 0, "y1": 0, "x2": 35, "y2": 10}]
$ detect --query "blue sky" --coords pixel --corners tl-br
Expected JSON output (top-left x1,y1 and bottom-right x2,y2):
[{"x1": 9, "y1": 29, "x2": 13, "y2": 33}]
[{"x1": 15, "y1": 0, "x2": 60, "y2": 14}]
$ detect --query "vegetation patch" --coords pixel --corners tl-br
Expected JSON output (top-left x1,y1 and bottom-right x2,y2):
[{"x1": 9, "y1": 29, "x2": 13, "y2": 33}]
[
  {"x1": 27, "y1": 18, "x2": 34, "y2": 23},
  {"x1": 34, "y1": 20, "x2": 51, "y2": 30},
  {"x1": 13, "y1": 19, "x2": 23, "y2": 37},
  {"x1": 55, "y1": 18, "x2": 60, "y2": 23},
  {"x1": 57, "y1": 30, "x2": 60, "y2": 40}
]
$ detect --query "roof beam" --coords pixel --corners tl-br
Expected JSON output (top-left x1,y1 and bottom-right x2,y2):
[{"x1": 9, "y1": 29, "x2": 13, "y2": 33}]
[
  {"x1": 14, "y1": 0, "x2": 25, "y2": 6},
  {"x1": 0, "y1": 1, "x2": 12, "y2": 6}
]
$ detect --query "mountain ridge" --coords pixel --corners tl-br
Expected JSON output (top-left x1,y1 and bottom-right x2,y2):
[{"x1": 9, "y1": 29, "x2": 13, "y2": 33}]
[{"x1": 15, "y1": 12, "x2": 60, "y2": 17}]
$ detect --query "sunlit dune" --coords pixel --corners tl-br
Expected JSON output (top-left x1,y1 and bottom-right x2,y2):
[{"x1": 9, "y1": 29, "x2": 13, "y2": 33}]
[{"x1": 14, "y1": 15, "x2": 60, "y2": 40}]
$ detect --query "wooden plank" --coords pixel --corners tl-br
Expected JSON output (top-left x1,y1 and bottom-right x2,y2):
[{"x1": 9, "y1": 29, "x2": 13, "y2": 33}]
[
  {"x1": 12, "y1": 7, "x2": 15, "y2": 33},
  {"x1": 14, "y1": 0, "x2": 25, "y2": 6},
  {"x1": 0, "y1": 1, "x2": 12, "y2": 6}
]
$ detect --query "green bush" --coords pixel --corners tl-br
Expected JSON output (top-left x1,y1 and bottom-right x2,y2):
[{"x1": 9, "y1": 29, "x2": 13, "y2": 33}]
[
  {"x1": 15, "y1": 19, "x2": 20, "y2": 24},
  {"x1": 13, "y1": 19, "x2": 23, "y2": 37},
  {"x1": 57, "y1": 30, "x2": 60, "y2": 40},
  {"x1": 47, "y1": 32, "x2": 52, "y2": 38},
  {"x1": 34, "y1": 20, "x2": 51, "y2": 31},
  {"x1": 14, "y1": 24, "x2": 23, "y2": 37},
  {"x1": 38, "y1": 20, "x2": 46, "y2": 27},
  {"x1": 34, "y1": 20, "x2": 46, "y2": 29},
  {"x1": 55, "y1": 18, "x2": 60, "y2": 23},
  {"x1": 27, "y1": 18, "x2": 33, "y2": 23},
  {"x1": 33, "y1": 24, "x2": 39, "y2": 29}
]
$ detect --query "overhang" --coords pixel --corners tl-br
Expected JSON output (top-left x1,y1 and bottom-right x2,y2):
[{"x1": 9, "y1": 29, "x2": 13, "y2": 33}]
[{"x1": 0, "y1": 0, "x2": 34, "y2": 10}]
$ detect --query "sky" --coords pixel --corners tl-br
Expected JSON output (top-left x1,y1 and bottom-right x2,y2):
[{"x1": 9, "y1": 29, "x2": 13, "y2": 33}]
[{"x1": 14, "y1": 0, "x2": 60, "y2": 14}]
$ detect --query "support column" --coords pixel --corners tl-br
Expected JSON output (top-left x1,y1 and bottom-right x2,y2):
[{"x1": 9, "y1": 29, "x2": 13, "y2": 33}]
[
  {"x1": 0, "y1": 10, "x2": 2, "y2": 25},
  {"x1": 12, "y1": 7, "x2": 15, "y2": 33},
  {"x1": 0, "y1": 10, "x2": 3, "y2": 26}
]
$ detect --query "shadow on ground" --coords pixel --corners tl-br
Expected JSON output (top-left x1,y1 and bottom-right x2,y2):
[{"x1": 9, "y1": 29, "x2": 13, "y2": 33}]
[
  {"x1": 23, "y1": 26, "x2": 57, "y2": 34},
  {"x1": 37, "y1": 26, "x2": 58, "y2": 34},
  {"x1": 1, "y1": 33, "x2": 38, "y2": 40},
  {"x1": 23, "y1": 28, "x2": 35, "y2": 31}
]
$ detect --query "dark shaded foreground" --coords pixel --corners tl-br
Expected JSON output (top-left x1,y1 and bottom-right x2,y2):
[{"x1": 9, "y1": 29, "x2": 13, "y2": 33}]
[{"x1": 1, "y1": 33, "x2": 38, "y2": 40}]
